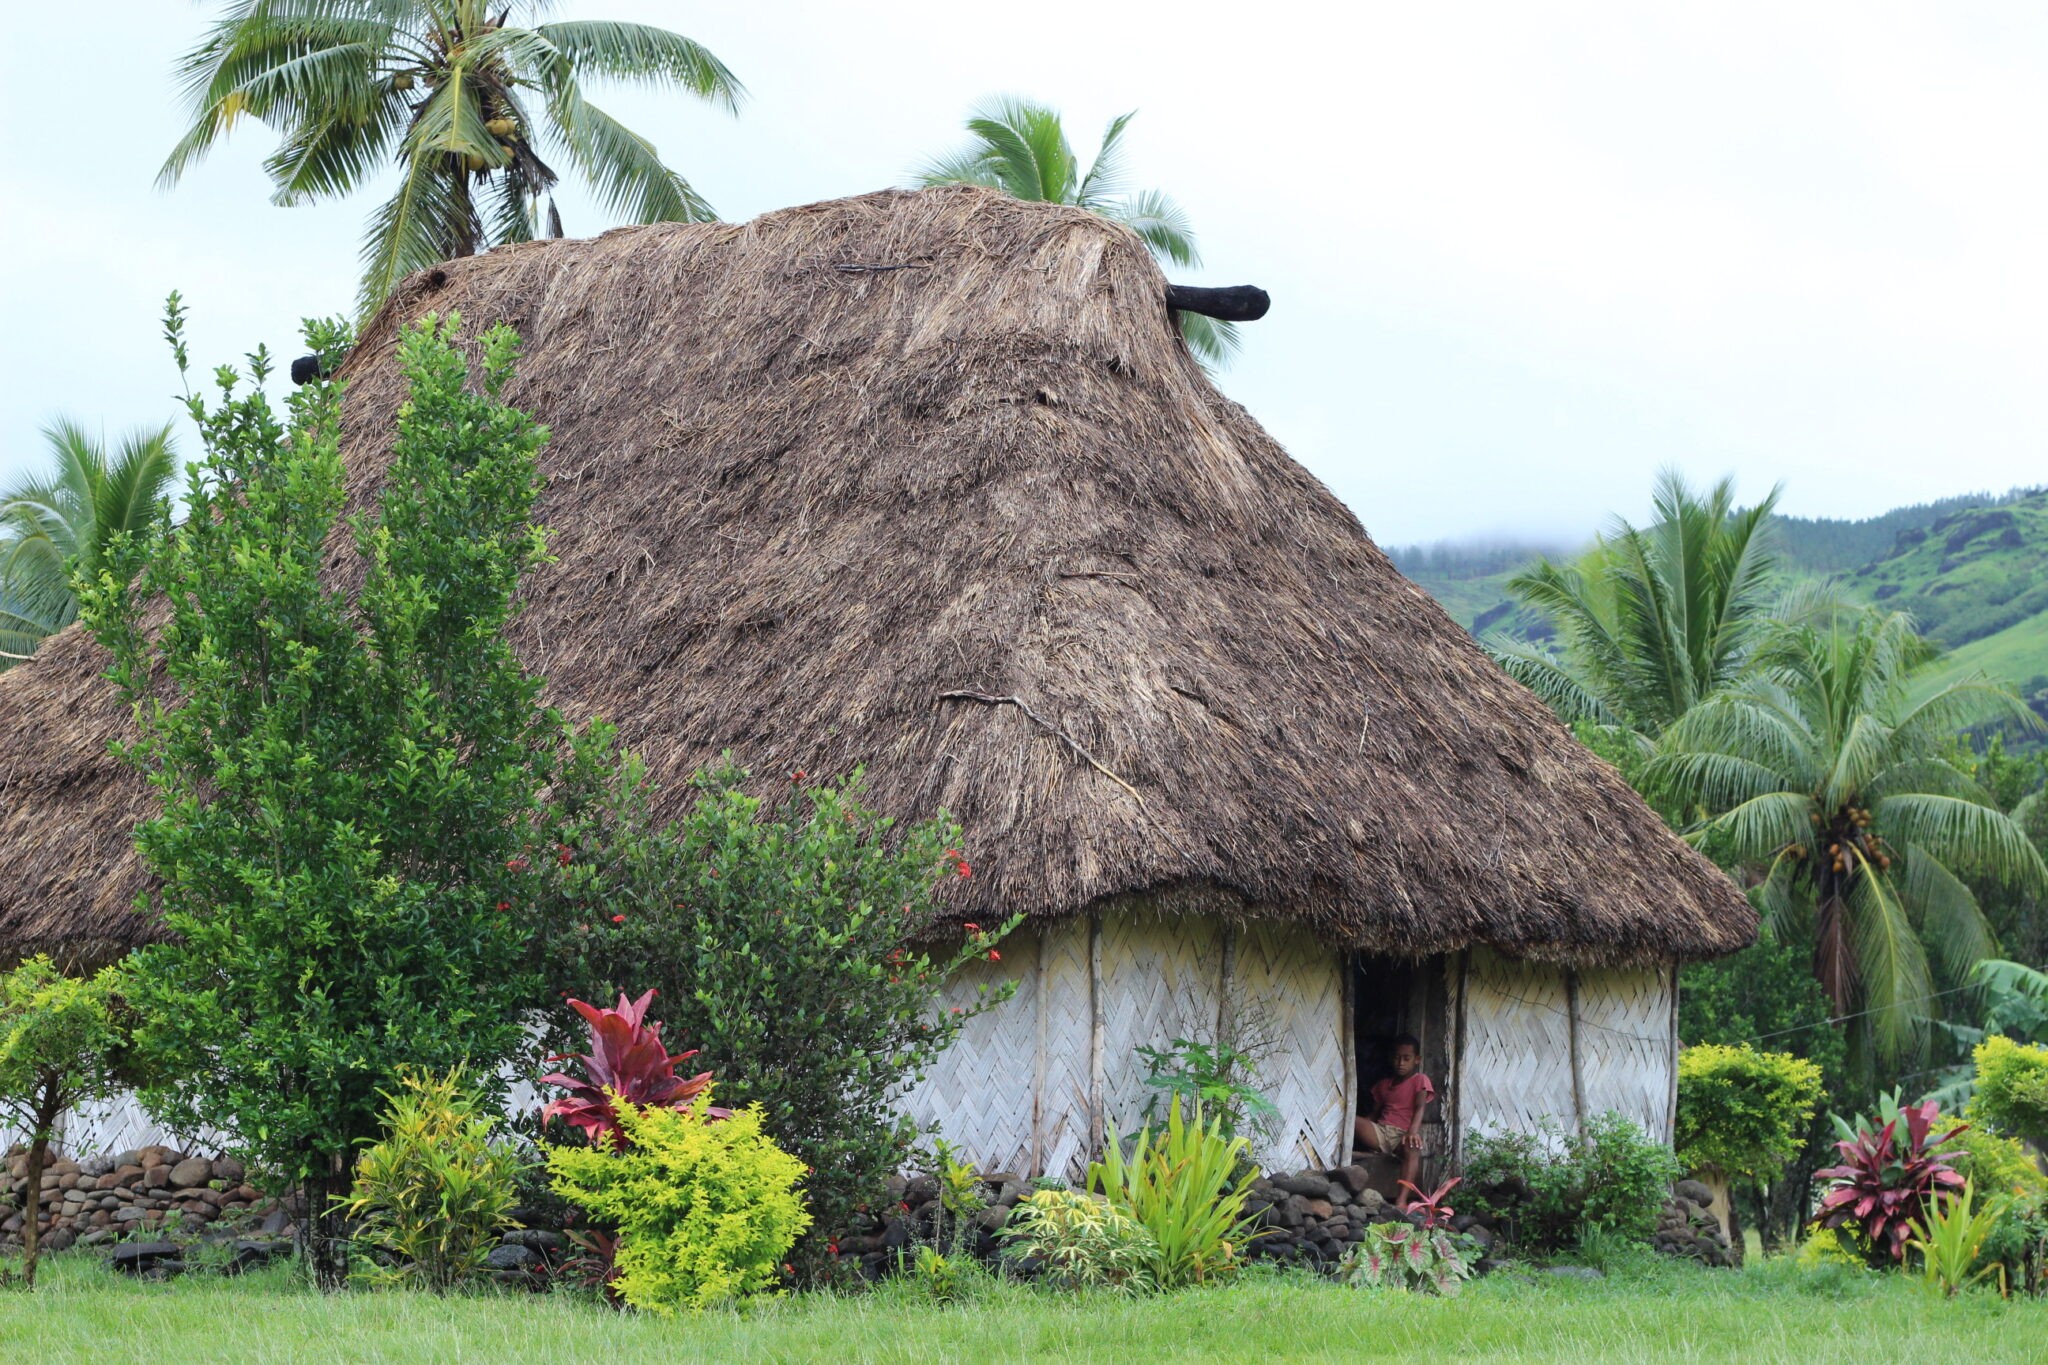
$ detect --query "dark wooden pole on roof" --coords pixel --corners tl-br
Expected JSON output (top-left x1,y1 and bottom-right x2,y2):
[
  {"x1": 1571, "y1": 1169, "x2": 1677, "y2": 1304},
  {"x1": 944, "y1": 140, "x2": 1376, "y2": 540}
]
[{"x1": 1165, "y1": 284, "x2": 1271, "y2": 321}]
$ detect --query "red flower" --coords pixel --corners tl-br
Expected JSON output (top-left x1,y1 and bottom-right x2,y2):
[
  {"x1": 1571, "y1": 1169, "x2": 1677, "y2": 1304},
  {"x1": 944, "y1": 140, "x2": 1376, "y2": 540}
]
[
  {"x1": 962, "y1": 923, "x2": 980, "y2": 933},
  {"x1": 505, "y1": 855, "x2": 529, "y2": 873},
  {"x1": 556, "y1": 844, "x2": 574, "y2": 866},
  {"x1": 792, "y1": 770, "x2": 807, "y2": 783},
  {"x1": 611, "y1": 914, "x2": 626, "y2": 924},
  {"x1": 956, "y1": 862, "x2": 972, "y2": 878},
  {"x1": 496, "y1": 901, "x2": 511, "y2": 911},
  {"x1": 987, "y1": 950, "x2": 1000, "y2": 962},
  {"x1": 950, "y1": 1006, "x2": 963, "y2": 1015}
]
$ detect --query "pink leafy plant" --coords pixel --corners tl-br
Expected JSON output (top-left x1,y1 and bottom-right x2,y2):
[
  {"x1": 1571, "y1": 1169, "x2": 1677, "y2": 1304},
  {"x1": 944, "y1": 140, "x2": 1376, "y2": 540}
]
[
  {"x1": 538, "y1": 989, "x2": 727, "y2": 1150},
  {"x1": 1813, "y1": 1098, "x2": 1966, "y2": 1261}
]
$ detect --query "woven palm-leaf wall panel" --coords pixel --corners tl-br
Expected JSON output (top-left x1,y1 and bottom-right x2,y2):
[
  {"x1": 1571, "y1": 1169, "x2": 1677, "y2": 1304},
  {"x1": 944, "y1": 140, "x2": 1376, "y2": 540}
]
[
  {"x1": 1097, "y1": 913, "x2": 1228, "y2": 1142},
  {"x1": 1234, "y1": 922, "x2": 1347, "y2": 1170},
  {"x1": 898, "y1": 943, "x2": 1038, "y2": 1174},
  {"x1": 1036, "y1": 917, "x2": 1095, "y2": 1181},
  {"x1": 1577, "y1": 965, "x2": 1676, "y2": 1143},
  {"x1": 1459, "y1": 948, "x2": 1576, "y2": 1138}
]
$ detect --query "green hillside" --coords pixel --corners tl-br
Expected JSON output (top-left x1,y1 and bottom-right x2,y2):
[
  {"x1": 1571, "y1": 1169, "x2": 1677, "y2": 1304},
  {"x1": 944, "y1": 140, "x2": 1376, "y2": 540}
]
[{"x1": 1392, "y1": 488, "x2": 2048, "y2": 706}]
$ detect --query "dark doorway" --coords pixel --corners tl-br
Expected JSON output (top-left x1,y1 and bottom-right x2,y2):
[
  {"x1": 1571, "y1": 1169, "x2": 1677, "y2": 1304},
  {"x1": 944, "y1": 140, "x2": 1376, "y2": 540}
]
[{"x1": 1351, "y1": 954, "x2": 1450, "y2": 1181}]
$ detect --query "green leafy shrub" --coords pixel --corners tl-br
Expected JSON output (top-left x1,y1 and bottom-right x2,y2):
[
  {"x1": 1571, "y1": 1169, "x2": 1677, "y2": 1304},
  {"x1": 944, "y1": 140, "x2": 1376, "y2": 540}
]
[
  {"x1": 0, "y1": 956, "x2": 143, "y2": 1288},
  {"x1": 1090, "y1": 1099, "x2": 1259, "y2": 1288},
  {"x1": 1338, "y1": 1222, "x2": 1477, "y2": 1296},
  {"x1": 1907, "y1": 1179, "x2": 2008, "y2": 1296},
  {"x1": 1793, "y1": 1224, "x2": 1869, "y2": 1271},
  {"x1": 1970, "y1": 1036, "x2": 2048, "y2": 1148},
  {"x1": 1947, "y1": 1124, "x2": 2047, "y2": 1201},
  {"x1": 532, "y1": 736, "x2": 1016, "y2": 1258},
  {"x1": 1136, "y1": 1037, "x2": 1279, "y2": 1141},
  {"x1": 1676, "y1": 1045, "x2": 1824, "y2": 1180},
  {"x1": 544, "y1": 1095, "x2": 810, "y2": 1314},
  {"x1": 83, "y1": 306, "x2": 557, "y2": 1284},
  {"x1": 1460, "y1": 1111, "x2": 1682, "y2": 1252},
  {"x1": 997, "y1": 1189, "x2": 1159, "y2": 1292},
  {"x1": 338, "y1": 1069, "x2": 523, "y2": 1290}
]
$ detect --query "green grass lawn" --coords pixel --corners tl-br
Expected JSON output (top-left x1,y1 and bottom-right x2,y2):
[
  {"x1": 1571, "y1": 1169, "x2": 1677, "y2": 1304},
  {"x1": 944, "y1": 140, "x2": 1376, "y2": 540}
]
[{"x1": 3, "y1": 1250, "x2": 2045, "y2": 1363}]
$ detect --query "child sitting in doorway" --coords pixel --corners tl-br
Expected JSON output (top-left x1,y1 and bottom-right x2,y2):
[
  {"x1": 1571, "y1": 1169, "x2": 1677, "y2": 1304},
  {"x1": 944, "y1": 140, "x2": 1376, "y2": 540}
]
[{"x1": 1354, "y1": 1034, "x2": 1435, "y2": 1203}]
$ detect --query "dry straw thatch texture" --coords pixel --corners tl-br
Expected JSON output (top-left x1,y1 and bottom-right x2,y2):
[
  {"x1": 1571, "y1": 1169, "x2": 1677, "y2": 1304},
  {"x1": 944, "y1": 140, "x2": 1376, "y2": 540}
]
[{"x1": 0, "y1": 186, "x2": 1753, "y2": 971}]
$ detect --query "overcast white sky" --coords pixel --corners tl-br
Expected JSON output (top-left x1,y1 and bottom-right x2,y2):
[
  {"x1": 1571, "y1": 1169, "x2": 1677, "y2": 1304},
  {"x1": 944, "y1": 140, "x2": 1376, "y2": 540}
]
[{"x1": 4, "y1": 2, "x2": 2045, "y2": 546}]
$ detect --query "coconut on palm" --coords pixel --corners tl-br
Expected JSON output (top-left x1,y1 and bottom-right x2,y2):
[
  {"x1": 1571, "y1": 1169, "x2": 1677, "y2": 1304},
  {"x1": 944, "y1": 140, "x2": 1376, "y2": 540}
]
[{"x1": 485, "y1": 117, "x2": 516, "y2": 138}]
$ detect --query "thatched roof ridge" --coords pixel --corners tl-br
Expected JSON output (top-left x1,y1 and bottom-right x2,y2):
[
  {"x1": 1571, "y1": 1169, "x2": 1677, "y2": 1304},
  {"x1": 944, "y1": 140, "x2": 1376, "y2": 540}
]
[{"x1": 0, "y1": 186, "x2": 1753, "y2": 970}]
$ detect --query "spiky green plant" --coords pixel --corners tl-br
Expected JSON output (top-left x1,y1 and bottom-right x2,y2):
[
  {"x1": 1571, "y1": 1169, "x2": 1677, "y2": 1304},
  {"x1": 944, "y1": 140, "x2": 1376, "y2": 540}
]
[
  {"x1": 160, "y1": 1, "x2": 744, "y2": 316},
  {"x1": 0, "y1": 421, "x2": 177, "y2": 667},
  {"x1": 915, "y1": 98, "x2": 1236, "y2": 368},
  {"x1": 1647, "y1": 606, "x2": 2047, "y2": 1065},
  {"x1": 1492, "y1": 469, "x2": 1782, "y2": 741}
]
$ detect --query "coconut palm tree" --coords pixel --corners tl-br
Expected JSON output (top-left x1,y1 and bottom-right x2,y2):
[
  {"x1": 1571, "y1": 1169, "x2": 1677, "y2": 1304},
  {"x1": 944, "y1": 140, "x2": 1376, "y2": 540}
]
[
  {"x1": 916, "y1": 98, "x2": 1237, "y2": 368},
  {"x1": 0, "y1": 421, "x2": 179, "y2": 667},
  {"x1": 1491, "y1": 469, "x2": 1782, "y2": 740},
  {"x1": 160, "y1": 2, "x2": 744, "y2": 315},
  {"x1": 1646, "y1": 606, "x2": 2047, "y2": 1068}
]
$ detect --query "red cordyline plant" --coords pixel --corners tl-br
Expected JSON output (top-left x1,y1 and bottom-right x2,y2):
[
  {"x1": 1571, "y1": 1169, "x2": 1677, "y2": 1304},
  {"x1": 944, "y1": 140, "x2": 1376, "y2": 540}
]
[
  {"x1": 538, "y1": 990, "x2": 727, "y2": 1150},
  {"x1": 1813, "y1": 1099, "x2": 1967, "y2": 1262},
  {"x1": 1397, "y1": 1176, "x2": 1462, "y2": 1230}
]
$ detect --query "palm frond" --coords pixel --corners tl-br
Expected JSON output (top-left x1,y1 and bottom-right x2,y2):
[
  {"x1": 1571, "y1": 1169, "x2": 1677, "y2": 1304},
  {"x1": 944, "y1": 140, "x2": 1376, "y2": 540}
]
[
  {"x1": 1900, "y1": 846, "x2": 1997, "y2": 990},
  {"x1": 1686, "y1": 789, "x2": 1814, "y2": 864},
  {"x1": 1878, "y1": 793, "x2": 2048, "y2": 891},
  {"x1": 357, "y1": 148, "x2": 473, "y2": 315},
  {"x1": 1487, "y1": 645, "x2": 1620, "y2": 725},
  {"x1": 1892, "y1": 678, "x2": 2046, "y2": 752},
  {"x1": 532, "y1": 20, "x2": 745, "y2": 111},
  {"x1": 1174, "y1": 312, "x2": 1240, "y2": 369},
  {"x1": 1077, "y1": 110, "x2": 1137, "y2": 206},
  {"x1": 1108, "y1": 189, "x2": 1199, "y2": 268},
  {"x1": 544, "y1": 83, "x2": 715, "y2": 224},
  {"x1": 1845, "y1": 865, "x2": 1932, "y2": 1064}
]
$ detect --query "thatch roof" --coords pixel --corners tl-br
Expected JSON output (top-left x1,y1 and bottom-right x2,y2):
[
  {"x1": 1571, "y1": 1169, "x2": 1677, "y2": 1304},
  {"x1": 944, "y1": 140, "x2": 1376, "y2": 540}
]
[{"x1": 0, "y1": 186, "x2": 1753, "y2": 972}]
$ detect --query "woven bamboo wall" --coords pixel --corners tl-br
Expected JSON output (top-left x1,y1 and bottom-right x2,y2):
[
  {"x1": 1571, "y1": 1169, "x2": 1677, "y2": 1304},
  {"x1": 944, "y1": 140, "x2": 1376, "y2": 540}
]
[
  {"x1": 1576, "y1": 965, "x2": 1677, "y2": 1143},
  {"x1": 1454, "y1": 948, "x2": 1676, "y2": 1144},
  {"x1": 1456, "y1": 948, "x2": 1577, "y2": 1138},
  {"x1": 898, "y1": 910, "x2": 1348, "y2": 1179},
  {"x1": 897, "y1": 942, "x2": 1040, "y2": 1174},
  {"x1": 1234, "y1": 921, "x2": 1349, "y2": 1169}
]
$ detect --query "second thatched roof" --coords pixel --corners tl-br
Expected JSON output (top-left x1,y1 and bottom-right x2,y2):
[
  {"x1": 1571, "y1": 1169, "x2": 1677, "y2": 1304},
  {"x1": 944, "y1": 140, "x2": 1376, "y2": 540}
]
[{"x1": 0, "y1": 186, "x2": 1753, "y2": 970}]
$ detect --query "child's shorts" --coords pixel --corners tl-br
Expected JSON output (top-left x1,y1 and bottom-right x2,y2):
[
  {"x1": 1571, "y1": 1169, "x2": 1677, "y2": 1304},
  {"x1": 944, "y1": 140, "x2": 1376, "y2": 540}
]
[{"x1": 1358, "y1": 1118, "x2": 1408, "y2": 1151}]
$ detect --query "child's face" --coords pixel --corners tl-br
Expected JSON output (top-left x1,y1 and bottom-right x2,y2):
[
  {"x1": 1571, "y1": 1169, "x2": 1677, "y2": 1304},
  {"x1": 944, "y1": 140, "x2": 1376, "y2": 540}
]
[{"x1": 1392, "y1": 1044, "x2": 1419, "y2": 1077}]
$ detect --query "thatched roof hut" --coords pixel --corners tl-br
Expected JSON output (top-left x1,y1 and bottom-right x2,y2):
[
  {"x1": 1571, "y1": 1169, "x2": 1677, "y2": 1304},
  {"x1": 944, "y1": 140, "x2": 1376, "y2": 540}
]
[{"x1": 0, "y1": 187, "x2": 1750, "y2": 1174}]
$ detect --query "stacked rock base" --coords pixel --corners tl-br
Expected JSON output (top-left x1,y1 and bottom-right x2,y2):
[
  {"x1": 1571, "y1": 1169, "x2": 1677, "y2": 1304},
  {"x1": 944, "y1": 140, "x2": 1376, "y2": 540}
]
[
  {"x1": 1654, "y1": 1180, "x2": 1737, "y2": 1268},
  {"x1": 832, "y1": 1163, "x2": 1502, "y2": 1279},
  {"x1": 3, "y1": 1144, "x2": 280, "y2": 1254}
]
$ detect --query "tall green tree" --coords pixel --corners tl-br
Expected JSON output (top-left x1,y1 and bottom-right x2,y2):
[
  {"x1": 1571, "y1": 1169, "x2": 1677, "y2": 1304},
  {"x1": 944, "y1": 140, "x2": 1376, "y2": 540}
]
[
  {"x1": 1493, "y1": 469, "x2": 1782, "y2": 740},
  {"x1": 0, "y1": 421, "x2": 177, "y2": 666},
  {"x1": 160, "y1": 1, "x2": 744, "y2": 315},
  {"x1": 0, "y1": 958, "x2": 142, "y2": 1289},
  {"x1": 1647, "y1": 606, "x2": 2048, "y2": 1069},
  {"x1": 916, "y1": 98, "x2": 1238, "y2": 368},
  {"x1": 80, "y1": 302, "x2": 557, "y2": 1287}
]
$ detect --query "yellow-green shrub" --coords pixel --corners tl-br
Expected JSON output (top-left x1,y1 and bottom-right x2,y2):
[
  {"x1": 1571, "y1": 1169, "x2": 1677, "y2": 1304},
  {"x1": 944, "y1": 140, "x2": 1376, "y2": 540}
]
[
  {"x1": 1969, "y1": 1036, "x2": 2048, "y2": 1148},
  {"x1": 544, "y1": 1094, "x2": 810, "y2": 1313},
  {"x1": 1947, "y1": 1124, "x2": 2047, "y2": 1202},
  {"x1": 338, "y1": 1068, "x2": 523, "y2": 1290},
  {"x1": 1674, "y1": 1043, "x2": 1823, "y2": 1180},
  {"x1": 1794, "y1": 1224, "x2": 1868, "y2": 1270}
]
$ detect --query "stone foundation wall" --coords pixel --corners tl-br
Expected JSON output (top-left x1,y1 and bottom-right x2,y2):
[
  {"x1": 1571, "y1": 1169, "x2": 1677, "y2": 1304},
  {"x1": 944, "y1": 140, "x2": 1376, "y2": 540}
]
[{"x1": 2, "y1": 1144, "x2": 280, "y2": 1253}]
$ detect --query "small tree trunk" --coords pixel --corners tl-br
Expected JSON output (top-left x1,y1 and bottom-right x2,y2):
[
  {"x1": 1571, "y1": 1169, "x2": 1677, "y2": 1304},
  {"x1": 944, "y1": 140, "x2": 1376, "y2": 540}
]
[
  {"x1": 299, "y1": 1152, "x2": 351, "y2": 1291},
  {"x1": 1699, "y1": 1166, "x2": 1745, "y2": 1267},
  {"x1": 21, "y1": 1083, "x2": 63, "y2": 1290}
]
